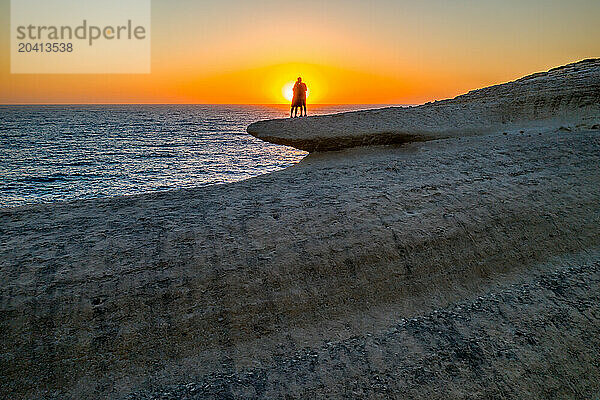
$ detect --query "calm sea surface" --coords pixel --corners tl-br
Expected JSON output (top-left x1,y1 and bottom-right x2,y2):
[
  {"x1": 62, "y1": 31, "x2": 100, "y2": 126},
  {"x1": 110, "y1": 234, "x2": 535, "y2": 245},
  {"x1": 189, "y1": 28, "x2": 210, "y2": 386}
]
[{"x1": 0, "y1": 104, "x2": 392, "y2": 207}]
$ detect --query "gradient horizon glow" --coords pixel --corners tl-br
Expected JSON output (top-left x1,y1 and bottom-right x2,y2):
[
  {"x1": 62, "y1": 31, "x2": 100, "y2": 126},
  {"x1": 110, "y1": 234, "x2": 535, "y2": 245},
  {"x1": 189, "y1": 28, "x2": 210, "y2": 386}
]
[{"x1": 1, "y1": 0, "x2": 599, "y2": 104}]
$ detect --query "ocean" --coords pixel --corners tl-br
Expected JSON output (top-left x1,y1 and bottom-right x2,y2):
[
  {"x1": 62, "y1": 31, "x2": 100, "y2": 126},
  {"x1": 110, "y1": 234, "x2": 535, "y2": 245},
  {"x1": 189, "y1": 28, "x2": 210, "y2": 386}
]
[{"x1": 0, "y1": 104, "x2": 389, "y2": 208}]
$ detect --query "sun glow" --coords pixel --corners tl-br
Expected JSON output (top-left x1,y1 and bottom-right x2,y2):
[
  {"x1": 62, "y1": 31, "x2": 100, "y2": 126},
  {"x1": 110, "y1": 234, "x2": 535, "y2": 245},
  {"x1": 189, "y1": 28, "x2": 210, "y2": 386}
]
[
  {"x1": 282, "y1": 82, "x2": 294, "y2": 102},
  {"x1": 281, "y1": 80, "x2": 311, "y2": 103}
]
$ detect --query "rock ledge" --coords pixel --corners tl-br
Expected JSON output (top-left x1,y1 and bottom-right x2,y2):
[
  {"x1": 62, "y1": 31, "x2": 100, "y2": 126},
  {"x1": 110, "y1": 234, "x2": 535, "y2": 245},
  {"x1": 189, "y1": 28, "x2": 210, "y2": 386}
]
[{"x1": 247, "y1": 59, "x2": 600, "y2": 151}]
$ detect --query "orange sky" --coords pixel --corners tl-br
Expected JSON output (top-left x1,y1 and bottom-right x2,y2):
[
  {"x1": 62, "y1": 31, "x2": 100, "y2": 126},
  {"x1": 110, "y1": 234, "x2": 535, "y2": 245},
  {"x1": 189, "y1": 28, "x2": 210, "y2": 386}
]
[{"x1": 1, "y1": 0, "x2": 599, "y2": 104}]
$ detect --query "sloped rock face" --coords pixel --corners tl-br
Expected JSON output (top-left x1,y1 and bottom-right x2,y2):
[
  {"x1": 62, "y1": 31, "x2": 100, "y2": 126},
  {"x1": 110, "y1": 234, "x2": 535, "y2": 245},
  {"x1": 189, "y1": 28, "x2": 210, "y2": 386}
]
[
  {"x1": 129, "y1": 259, "x2": 600, "y2": 400},
  {"x1": 2, "y1": 128, "x2": 600, "y2": 399},
  {"x1": 247, "y1": 59, "x2": 600, "y2": 151}
]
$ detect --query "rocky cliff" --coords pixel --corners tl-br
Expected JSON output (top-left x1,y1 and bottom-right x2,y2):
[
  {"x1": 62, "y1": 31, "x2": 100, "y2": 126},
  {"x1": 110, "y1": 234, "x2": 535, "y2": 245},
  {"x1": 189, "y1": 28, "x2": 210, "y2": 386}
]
[{"x1": 247, "y1": 59, "x2": 600, "y2": 151}]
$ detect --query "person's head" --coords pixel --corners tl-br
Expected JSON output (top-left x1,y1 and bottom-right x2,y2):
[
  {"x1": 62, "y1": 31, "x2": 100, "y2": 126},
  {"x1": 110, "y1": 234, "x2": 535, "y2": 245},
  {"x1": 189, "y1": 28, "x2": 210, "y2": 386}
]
[{"x1": 297, "y1": 77, "x2": 302, "y2": 82}]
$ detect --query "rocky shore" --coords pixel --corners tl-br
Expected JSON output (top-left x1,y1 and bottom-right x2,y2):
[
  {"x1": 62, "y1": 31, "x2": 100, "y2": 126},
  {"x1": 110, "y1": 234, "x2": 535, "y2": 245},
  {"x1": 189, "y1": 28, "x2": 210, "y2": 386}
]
[
  {"x1": 1, "y1": 60, "x2": 600, "y2": 399},
  {"x1": 248, "y1": 59, "x2": 600, "y2": 152}
]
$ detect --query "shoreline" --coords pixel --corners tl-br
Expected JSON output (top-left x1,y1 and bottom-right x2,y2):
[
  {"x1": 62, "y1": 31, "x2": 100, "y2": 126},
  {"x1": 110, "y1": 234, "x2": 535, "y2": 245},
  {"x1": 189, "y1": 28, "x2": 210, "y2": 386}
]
[
  {"x1": 2, "y1": 127, "x2": 600, "y2": 398},
  {"x1": 0, "y1": 163, "x2": 306, "y2": 211}
]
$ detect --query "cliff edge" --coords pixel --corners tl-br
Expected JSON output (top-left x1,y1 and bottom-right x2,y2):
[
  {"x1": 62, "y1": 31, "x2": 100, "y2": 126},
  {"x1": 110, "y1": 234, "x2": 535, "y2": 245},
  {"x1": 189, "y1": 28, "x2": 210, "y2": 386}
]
[{"x1": 247, "y1": 59, "x2": 600, "y2": 151}]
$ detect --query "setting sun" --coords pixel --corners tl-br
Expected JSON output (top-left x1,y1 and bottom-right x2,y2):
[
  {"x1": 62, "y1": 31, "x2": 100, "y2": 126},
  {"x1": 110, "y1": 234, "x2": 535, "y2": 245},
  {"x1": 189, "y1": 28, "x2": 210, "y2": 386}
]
[
  {"x1": 282, "y1": 82, "x2": 294, "y2": 102},
  {"x1": 1, "y1": 1, "x2": 597, "y2": 105},
  {"x1": 282, "y1": 81, "x2": 311, "y2": 103}
]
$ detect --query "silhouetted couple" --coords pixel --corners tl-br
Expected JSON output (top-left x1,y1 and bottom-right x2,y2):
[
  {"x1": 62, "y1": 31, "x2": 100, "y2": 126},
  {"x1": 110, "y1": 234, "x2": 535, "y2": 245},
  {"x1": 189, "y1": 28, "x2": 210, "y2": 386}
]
[{"x1": 291, "y1": 77, "x2": 307, "y2": 118}]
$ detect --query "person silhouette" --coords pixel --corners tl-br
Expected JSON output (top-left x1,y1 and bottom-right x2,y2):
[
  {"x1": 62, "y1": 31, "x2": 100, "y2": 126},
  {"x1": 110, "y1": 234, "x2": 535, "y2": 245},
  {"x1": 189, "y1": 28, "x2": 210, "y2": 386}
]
[{"x1": 291, "y1": 77, "x2": 307, "y2": 117}]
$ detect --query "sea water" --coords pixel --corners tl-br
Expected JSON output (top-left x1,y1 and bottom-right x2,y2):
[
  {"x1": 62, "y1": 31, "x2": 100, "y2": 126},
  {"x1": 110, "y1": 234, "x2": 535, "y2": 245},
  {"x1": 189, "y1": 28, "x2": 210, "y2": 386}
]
[{"x1": 0, "y1": 104, "x2": 388, "y2": 207}]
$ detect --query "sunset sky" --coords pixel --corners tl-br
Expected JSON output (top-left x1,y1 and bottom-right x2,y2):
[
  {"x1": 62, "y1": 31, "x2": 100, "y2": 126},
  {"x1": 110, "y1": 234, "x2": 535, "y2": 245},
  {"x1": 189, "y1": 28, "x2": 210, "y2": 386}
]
[{"x1": 1, "y1": 0, "x2": 599, "y2": 104}]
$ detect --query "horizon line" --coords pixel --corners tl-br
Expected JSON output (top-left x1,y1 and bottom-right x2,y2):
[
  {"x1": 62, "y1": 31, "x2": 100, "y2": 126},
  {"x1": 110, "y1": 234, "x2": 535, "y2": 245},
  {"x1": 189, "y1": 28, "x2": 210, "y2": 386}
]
[{"x1": 0, "y1": 102, "x2": 417, "y2": 106}]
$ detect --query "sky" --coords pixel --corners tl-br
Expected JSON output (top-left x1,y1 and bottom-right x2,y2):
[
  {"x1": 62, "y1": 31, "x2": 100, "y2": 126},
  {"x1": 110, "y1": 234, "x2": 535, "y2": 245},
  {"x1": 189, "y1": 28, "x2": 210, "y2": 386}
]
[{"x1": 1, "y1": 0, "x2": 599, "y2": 104}]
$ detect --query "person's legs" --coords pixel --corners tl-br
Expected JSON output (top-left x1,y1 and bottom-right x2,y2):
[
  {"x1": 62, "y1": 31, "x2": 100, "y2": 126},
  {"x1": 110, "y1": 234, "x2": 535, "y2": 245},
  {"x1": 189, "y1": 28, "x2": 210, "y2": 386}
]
[
  {"x1": 302, "y1": 101, "x2": 307, "y2": 116},
  {"x1": 290, "y1": 106, "x2": 293, "y2": 118}
]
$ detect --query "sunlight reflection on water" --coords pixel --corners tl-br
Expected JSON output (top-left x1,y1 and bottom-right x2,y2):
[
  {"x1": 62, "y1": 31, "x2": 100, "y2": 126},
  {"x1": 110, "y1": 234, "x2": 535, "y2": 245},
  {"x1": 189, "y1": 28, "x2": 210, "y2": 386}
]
[{"x1": 0, "y1": 104, "x2": 392, "y2": 207}]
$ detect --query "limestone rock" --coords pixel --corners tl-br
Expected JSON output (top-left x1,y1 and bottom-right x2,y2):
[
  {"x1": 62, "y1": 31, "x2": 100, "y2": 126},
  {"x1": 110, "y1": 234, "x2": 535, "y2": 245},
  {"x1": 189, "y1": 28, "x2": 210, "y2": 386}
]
[
  {"x1": 247, "y1": 59, "x2": 600, "y2": 151},
  {"x1": 2, "y1": 129, "x2": 600, "y2": 398}
]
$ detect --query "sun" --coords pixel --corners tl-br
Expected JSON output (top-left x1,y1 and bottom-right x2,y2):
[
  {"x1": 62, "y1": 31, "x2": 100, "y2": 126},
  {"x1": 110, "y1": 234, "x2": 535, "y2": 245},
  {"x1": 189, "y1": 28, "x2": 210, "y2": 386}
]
[
  {"x1": 282, "y1": 82, "x2": 294, "y2": 102},
  {"x1": 282, "y1": 81, "x2": 310, "y2": 103}
]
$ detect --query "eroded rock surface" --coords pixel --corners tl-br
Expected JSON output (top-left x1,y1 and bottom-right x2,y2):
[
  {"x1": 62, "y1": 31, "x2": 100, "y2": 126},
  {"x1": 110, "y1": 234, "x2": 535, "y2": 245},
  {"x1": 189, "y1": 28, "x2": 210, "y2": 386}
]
[
  {"x1": 129, "y1": 259, "x2": 600, "y2": 400},
  {"x1": 247, "y1": 59, "x2": 600, "y2": 151},
  {"x1": 2, "y1": 128, "x2": 600, "y2": 399}
]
